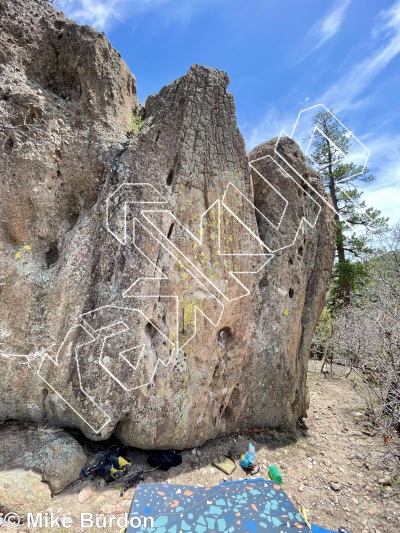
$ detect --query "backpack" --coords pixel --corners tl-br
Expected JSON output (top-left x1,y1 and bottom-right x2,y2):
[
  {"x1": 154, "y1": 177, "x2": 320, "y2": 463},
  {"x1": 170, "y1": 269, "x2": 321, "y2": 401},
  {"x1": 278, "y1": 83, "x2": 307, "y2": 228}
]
[{"x1": 147, "y1": 450, "x2": 182, "y2": 471}]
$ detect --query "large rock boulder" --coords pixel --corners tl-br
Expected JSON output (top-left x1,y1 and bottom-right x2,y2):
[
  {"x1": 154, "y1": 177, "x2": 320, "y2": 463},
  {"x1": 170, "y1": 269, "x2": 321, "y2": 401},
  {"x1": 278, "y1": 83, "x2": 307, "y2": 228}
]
[
  {"x1": 0, "y1": 0, "x2": 335, "y2": 448},
  {"x1": 0, "y1": 423, "x2": 87, "y2": 494},
  {"x1": 245, "y1": 138, "x2": 336, "y2": 428},
  {"x1": 0, "y1": 469, "x2": 52, "y2": 521}
]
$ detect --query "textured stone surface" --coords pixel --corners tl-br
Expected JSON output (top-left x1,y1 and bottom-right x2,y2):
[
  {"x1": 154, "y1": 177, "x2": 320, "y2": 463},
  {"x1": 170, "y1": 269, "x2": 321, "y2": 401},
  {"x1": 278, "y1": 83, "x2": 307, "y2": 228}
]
[
  {"x1": 0, "y1": 469, "x2": 52, "y2": 519},
  {"x1": 0, "y1": 0, "x2": 335, "y2": 449},
  {"x1": 245, "y1": 138, "x2": 336, "y2": 428},
  {"x1": 0, "y1": 424, "x2": 87, "y2": 494}
]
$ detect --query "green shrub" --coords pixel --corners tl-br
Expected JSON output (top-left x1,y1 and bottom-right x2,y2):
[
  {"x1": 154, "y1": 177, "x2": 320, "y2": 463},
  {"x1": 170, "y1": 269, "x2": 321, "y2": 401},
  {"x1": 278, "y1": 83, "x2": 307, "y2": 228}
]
[{"x1": 127, "y1": 113, "x2": 143, "y2": 135}]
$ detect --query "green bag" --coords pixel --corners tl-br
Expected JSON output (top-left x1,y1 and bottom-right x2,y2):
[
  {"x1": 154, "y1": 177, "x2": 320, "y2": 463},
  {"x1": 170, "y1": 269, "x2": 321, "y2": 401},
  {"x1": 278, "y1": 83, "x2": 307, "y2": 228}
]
[{"x1": 211, "y1": 454, "x2": 236, "y2": 475}]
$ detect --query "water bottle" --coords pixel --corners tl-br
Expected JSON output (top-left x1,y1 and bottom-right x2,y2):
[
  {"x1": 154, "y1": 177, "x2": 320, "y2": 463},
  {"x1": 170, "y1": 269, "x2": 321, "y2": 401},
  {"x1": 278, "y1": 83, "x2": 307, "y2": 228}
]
[
  {"x1": 239, "y1": 443, "x2": 256, "y2": 469},
  {"x1": 268, "y1": 464, "x2": 282, "y2": 484},
  {"x1": 247, "y1": 443, "x2": 256, "y2": 462}
]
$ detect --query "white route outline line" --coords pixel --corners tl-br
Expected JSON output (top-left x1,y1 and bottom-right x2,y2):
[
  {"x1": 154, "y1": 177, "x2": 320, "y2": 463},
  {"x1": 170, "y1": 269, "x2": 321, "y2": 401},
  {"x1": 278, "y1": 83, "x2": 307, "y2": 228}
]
[
  {"x1": 305, "y1": 126, "x2": 347, "y2": 170},
  {"x1": 0, "y1": 346, "x2": 54, "y2": 365},
  {"x1": 18, "y1": 186, "x2": 173, "y2": 433},
  {"x1": 106, "y1": 183, "x2": 168, "y2": 245},
  {"x1": 282, "y1": 104, "x2": 373, "y2": 228},
  {"x1": 35, "y1": 304, "x2": 178, "y2": 433},
  {"x1": 121, "y1": 240, "x2": 169, "y2": 295},
  {"x1": 221, "y1": 183, "x2": 276, "y2": 254},
  {"x1": 1, "y1": 158, "x2": 322, "y2": 430},
  {"x1": 107, "y1": 182, "x2": 219, "y2": 350},
  {"x1": 80, "y1": 305, "x2": 176, "y2": 391},
  {"x1": 248, "y1": 154, "x2": 323, "y2": 227},
  {"x1": 226, "y1": 161, "x2": 322, "y2": 254},
  {"x1": 290, "y1": 104, "x2": 370, "y2": 178},
  {"x1": 125, "y1": 218, "x2": 225, "y2": 349},
  {"x1": 2, "y1": 103, "x2": 375, "y2": 434},
  {"x1": 215, "y1": 200, "x2": 273, "y2": 275},
  {"x1": 37, "y1": 324, "x2": 112, "y2": 434},
  {"x1": 140, "y1": 200, "x2": 270, "y2": 303},
  {"x1": 274, "y1": 131, "x2": 374, "y2": 230},
  {"x1": 223, "y1": 171, "x2": 289, "y2": 233},
  {"x1": 340, "y1": 187, "x2": 375, "y2": 231},
  {"x1": 219, "y1": 189, "x2": 274, "y2": 258},
  {"x1": 110, "y1": 181, "x2": 272, "y2": 357}
]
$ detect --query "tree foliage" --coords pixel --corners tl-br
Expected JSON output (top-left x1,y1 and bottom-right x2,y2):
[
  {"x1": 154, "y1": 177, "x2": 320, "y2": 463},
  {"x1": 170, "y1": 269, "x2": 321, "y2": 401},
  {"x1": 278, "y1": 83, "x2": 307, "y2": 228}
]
[{"x1": 309, "y1": 110, "x2": 388, "y2": 307}]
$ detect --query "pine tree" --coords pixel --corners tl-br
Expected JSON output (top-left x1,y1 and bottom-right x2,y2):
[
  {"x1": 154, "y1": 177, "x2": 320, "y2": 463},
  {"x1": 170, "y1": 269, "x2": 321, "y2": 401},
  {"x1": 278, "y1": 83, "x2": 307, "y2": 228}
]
[{"x1": 308, "y1": 110, "x2": 388, "y2": 307}]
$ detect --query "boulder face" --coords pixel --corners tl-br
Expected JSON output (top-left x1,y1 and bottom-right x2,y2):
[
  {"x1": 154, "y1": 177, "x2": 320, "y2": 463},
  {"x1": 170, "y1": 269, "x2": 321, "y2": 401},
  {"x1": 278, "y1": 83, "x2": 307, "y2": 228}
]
[
  {"x1": 0, "y1": 0, "x2": 335, "y2": 448},
  {"x1": 245, "y1": 138, "x2": 336, "y2": 428},
  {"x1": 0, "y1": 469, "x2": 52, "y2": 520},
  {"x1": 0, "y1": 424, "x2": 87, "y2": 494}
]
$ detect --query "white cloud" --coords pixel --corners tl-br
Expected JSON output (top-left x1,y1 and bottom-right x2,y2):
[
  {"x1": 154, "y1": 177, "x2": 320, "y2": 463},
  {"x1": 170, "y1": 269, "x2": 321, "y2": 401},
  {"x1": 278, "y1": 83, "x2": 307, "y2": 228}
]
[
  {"x1": 243, "y1": 102, "x2": 326, "y2": 153},
  {"x1": 319, "y1": 0, "x2": 400, "y2": 112},
  {"x1": 313, "y1": 0, "x2": 351, "y2": 50},
  {"x1": 363, "y1": 186, "x2": 400, "y2": 225},
  {"x1": 295, "y1": 0, "x2": 351, "y2": 62},
  {"x1": 260, "y1": 1, "x2": 400, "y2": 152},
  {"x1": 57, "y1": 0, "x2": 218, "y2": 30},
  {"x1": 361, "y1": 133, "x2": 400, "y2": 224},
  {"x1": 57, "y1": 0, "x2": 162, "y2": 30},
  {"x1": 243, "y1": 108, "x2": 295, "y2": 152}
]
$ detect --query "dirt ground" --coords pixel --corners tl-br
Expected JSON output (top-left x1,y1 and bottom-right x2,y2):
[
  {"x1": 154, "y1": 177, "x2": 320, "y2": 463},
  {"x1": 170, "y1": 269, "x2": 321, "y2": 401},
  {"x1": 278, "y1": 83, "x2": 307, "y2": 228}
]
[{"x1": 4, "y1": 361, "x2": 400, "y2": 533}]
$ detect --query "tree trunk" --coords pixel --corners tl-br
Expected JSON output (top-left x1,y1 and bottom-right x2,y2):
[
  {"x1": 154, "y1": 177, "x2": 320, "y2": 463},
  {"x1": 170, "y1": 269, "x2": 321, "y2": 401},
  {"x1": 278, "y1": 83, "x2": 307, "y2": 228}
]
[{"x1": 325, "y1": 137, "x2": 351, "y2": 305}]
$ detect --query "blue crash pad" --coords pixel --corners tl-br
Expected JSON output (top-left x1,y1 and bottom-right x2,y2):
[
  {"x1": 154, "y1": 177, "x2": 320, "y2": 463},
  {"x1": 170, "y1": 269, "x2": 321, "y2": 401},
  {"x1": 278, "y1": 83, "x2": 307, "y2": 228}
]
[{"x1": 126, "y1": 477, "x2": 337, "y2": 532}]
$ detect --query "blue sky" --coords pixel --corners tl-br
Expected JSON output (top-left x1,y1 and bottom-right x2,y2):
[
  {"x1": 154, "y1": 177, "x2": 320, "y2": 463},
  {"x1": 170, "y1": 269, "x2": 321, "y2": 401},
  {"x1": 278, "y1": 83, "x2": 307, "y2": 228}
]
[{"x1": 57, "y1": 0, "x2": 400, "y2": 225}]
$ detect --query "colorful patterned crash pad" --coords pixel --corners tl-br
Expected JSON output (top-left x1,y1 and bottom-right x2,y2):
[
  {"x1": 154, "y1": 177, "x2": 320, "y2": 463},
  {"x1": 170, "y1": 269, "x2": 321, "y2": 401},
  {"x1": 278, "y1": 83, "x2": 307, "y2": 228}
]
[{"x1": 127, "y1": 478, "x2": 336, "y2": 532}]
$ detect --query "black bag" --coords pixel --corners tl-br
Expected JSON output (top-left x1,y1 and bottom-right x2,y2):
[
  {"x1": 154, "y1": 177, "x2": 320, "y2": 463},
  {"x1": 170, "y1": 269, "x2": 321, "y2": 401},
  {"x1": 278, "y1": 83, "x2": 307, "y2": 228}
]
[{"x1": 147, "y1": 450, "x2": 182, "y2": 471}]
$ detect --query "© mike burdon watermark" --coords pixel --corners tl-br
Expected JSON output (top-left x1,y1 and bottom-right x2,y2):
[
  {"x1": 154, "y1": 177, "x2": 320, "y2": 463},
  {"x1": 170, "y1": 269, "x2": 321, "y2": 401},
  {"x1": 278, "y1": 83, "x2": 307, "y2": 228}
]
[
  {"x1": 0, "y1": 512, "x2": 21, "y2": 528},
  {"x1": 0, "y1": 512, "x2": 154, "y2": 529}
]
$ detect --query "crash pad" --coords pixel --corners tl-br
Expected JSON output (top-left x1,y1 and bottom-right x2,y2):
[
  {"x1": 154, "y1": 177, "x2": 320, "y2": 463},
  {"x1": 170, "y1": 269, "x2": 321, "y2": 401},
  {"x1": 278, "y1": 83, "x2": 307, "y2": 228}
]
[{"x1": 127, "y1": 477, "x2": 337, "y2": 532}]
